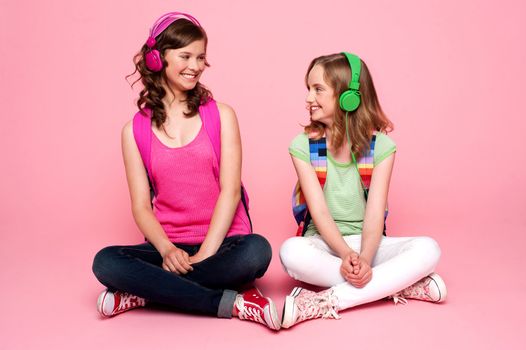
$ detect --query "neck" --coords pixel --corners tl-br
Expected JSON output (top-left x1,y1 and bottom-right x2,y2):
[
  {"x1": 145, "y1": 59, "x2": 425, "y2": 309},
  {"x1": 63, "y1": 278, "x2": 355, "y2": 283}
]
[
  {"x1": 162, "y1": 81, "x2": 188, "y2": 111},
  {"x1": 322, "y1": 117, "x2": 334, "y2": 139}
]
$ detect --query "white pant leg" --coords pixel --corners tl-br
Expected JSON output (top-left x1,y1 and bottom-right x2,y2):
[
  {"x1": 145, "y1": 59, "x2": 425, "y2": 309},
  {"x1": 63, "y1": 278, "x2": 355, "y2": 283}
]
[
  {"x1": 279, "y1": 234, "x2": 441, "y2": 310},
  {"x1": 280, "y1": 235, "x2": 347, "y2": 287}
]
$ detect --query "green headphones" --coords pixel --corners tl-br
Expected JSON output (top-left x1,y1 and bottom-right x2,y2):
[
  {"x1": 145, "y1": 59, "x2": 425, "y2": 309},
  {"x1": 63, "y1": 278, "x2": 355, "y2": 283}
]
[{"x1": 339, "y1": 52, "x2": 362, "y2": 112}]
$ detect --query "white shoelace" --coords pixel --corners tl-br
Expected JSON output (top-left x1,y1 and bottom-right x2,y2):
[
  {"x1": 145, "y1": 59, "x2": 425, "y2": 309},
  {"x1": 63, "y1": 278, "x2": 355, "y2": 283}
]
[
  {"x1": 235, "y1": 297, "x2": 265, "y2": 324},
  {"x1": 238, "y1": 305, "x2": 264, "y2": 323},
  {"x1": 298, "y1": 290, "x2": 341, "y2": 321},
  {"x1": 117, "y1": 293, "x2": 145, "y2": 312},
  {"x1": 390, "y1": 293, "x2": 408, "y2": 305}
]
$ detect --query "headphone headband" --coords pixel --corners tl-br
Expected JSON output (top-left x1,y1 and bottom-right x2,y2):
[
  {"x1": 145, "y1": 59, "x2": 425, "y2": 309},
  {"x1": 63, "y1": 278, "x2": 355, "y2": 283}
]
[
  {"x1": 144, "y1": 12, "x2": 202, "y2": 72},
  {"x1": 342, "y1": 52, "x2": 361, "y2": 91},
  {"x1": 149, "y1": 12, "x2": 201, "y2": 41},
  {"x1": 339, "y1": 52, "x2": 362, "y2": 112}
]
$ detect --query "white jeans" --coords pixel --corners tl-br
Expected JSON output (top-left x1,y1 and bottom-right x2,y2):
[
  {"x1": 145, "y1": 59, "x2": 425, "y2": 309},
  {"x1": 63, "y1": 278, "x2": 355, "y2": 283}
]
[{"x1": 279, "y1": 234, "x2": 441, "y2": 310}]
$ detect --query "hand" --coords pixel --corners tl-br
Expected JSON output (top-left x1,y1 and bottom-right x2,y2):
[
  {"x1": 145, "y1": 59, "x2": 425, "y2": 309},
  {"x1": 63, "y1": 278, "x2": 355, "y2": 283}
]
[
  {"x1": 190, "y1": 252, "x2": 208, "y2": 265},
  {"x1": 161, "y1": 246, "x2": 193, "y2": 274},
  {"x1": 340, "y1": 251, "x2": 360, "y2": 279},
  {"x1": 345, "y1": 255, "x2": 372, "y2": 288}
]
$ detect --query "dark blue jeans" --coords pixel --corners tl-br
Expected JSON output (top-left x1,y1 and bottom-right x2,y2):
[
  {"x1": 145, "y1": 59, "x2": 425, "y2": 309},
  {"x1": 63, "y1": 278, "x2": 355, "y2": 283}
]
[{"x1": 92, "y1": 234, "x2": 272, "y2": 318}]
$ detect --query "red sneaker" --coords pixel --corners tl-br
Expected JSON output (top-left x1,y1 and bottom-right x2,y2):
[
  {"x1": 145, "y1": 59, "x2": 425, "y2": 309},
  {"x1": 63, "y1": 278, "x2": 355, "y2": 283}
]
[
  {"x1": 97, "y1": 289, "x2": 146, "y2": 317},
  {"x1": 234, "y1": 287, "x2": 280, "y2": 330}
]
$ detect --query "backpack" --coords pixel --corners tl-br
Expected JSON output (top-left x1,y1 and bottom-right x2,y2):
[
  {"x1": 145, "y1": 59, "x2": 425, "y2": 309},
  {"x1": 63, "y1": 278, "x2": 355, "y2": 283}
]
[
  {"x1": 292, "y1": 133, "x2": 387, "y2": 236},
  {"x1": 132, "y1": 98, "x2": 253, "y2": 232}
]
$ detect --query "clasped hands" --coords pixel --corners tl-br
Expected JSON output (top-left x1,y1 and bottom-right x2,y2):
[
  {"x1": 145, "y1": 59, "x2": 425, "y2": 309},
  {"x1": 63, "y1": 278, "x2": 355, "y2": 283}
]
[
  {"x1": 340, "y1": 251, "x2": 372, "y2": 288},
  {"x1": 161, "y1": 246, "x2": 209, "y2": 274}
]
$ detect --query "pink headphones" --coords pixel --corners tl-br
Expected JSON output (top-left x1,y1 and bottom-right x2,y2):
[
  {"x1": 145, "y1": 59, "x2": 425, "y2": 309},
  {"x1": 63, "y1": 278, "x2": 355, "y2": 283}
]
[{"x1": 144, "y1": 12, "x2": 201, "y2": 72}]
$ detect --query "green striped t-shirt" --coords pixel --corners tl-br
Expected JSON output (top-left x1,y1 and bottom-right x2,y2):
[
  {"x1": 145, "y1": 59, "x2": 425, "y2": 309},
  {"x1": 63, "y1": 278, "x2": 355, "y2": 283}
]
[{"x1": 289, "y1": 132, "x2": 396, "y2": 236}]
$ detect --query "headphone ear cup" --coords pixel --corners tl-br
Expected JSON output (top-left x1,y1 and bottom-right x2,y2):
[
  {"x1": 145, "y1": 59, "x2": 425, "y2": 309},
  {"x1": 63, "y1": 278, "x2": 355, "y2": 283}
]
[
  {"x1": 145, "y1": 49, "x2": 163, "y2": 72},
  {"x1": 339, "y1": 90, "x2": 361, "y2": 112}
]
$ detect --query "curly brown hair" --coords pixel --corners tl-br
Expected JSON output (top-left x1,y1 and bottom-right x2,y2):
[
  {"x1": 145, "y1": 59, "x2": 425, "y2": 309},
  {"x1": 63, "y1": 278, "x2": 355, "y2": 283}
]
[
  {"x1": 304, "y1": 53, "x2": 393, "y2": 158},
  {"x1": 128, "y1": 18, "x2": 212, "y2": 127}
]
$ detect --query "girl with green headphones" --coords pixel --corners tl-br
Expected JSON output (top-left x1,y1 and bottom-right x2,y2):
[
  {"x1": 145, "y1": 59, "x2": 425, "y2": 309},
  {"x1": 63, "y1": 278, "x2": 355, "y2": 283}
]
[{"x1": 279, "y1": 52, "x2": 447, "y2": 328}]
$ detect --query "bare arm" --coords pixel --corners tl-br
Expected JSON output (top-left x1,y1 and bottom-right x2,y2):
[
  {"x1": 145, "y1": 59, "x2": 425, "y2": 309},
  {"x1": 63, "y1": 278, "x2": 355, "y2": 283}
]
[
  {"x1": 121, "y1": 121, "x2": 192, "y2": 273},
  {"x1": 360, "y1": 152, "x2": 395, "y2": 265},
  {"x1": 291, "y1": 155, "x2": 356, "y2": 259},
  {"x1": 190, "y1": 102, "x2": 243, "y2": 262},
  {"x1": 343, "y1": 152, "x2": 395, "y2": 288}
]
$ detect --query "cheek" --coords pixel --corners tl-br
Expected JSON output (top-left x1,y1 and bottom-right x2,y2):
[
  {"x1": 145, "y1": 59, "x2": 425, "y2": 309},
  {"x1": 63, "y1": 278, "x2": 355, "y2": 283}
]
[{"x1": 165, "y1": 57, "x2": 184, "y2": 71}]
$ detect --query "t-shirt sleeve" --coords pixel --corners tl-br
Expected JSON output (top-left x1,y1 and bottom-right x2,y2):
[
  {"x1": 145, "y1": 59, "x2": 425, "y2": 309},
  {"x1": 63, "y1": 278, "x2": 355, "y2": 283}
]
[
  {"x1": 373, "y1": 132, "x2": 397, "y2": 166},
  {"x1": 288, "y1": 132, "x2": 310, "y2": 163}
]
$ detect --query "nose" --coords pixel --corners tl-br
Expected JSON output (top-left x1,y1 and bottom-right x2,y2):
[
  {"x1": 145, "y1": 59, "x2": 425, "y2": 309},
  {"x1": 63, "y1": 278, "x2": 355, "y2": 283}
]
[
  {"x1": 188, "y1": 57, "x2": 200, "y2": 71},
  {"x1": 305, "y1": 89, "x2": 315, "y2": 103}
]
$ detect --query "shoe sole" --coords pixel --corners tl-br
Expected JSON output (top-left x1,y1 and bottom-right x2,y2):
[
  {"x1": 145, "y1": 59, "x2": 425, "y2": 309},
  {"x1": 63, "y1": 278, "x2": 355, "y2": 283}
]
[
  {"x1": 253, "y1": 287, "x2": 281, "y2": 330},
  {"x1": 281, "y1": 287, "x2": 302, "y2": 329},
  {"x1": 265, "y1": 296, "x2": 281, "y2": 330},
  {"x1": 429, "y1": 273, "x2": 447, "y2": 302},
  {"x1": 97, "y1": 290, "x2": 111, "y2": 317}
]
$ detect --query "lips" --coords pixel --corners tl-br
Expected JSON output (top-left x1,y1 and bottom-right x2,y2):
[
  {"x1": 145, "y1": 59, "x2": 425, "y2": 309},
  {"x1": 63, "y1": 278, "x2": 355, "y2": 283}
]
[
  {"x1": 180, "y1": 72, "x2": 198, "y2": 80},
  {"x1": 307, "y1": 105, "x2": 321, "y2": 113}
]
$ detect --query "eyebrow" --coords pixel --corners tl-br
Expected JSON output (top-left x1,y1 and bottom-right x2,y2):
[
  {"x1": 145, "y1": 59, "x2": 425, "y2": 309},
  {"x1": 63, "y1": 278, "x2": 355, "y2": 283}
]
[{"x1": 178, "y1": 51, "x2": 206, "y2": 56}]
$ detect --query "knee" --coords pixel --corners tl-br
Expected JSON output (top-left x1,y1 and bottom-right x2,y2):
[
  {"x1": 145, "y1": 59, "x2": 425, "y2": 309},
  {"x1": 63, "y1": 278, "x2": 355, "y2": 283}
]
[
  {"x1": 279, "y1": 237, "x2": 307, "y2": 273},
  {"x1": 412, "y1": 237, "x2": 441, "y2": 268},
  {"x1": 92, "y1": 246, "x2": 121, "y2": 281},
  {"x1": 240, "y1": 234, "x2": 272, "y2": 271}
]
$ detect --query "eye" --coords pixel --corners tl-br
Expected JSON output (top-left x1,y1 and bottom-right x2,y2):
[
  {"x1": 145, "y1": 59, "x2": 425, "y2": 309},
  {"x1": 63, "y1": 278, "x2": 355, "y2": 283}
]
[
  {"x1": 180, "y1": 55, "x2": 190, "y2": 60},
  {"x1": 315, "y1": 87, "x2": 323, "y2": 92}
]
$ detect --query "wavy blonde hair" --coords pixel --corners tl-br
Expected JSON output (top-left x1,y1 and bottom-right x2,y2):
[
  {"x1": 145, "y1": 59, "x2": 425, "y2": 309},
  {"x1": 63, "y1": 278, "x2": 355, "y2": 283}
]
[{"x1": 304, "y1": 53, "x2": 393, "y2": 158}]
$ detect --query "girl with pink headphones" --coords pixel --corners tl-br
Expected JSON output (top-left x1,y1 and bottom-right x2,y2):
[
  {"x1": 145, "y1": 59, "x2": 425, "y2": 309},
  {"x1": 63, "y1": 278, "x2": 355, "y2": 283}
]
[
  {"x1": 279, "y1": 52, "x2": 447, "y2": 328},
  {"x1": 92, "y1": 12, "x2": 280, "y2": 330}
]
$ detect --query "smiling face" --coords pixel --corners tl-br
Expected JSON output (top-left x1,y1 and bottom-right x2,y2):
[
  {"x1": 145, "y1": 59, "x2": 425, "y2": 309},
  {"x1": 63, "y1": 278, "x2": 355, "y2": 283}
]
[
  {"x1": 163, "y1": 39, "x2": 207, "y2": 94},
  {"x1": 305, "y1": 64, "x2": 338, "y2": 126}
]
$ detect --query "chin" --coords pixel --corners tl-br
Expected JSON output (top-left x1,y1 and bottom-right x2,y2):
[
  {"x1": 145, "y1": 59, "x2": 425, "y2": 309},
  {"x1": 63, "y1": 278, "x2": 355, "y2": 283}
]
[{"x1": 178, "y1": 82, "x2": 199, "y2": 92}]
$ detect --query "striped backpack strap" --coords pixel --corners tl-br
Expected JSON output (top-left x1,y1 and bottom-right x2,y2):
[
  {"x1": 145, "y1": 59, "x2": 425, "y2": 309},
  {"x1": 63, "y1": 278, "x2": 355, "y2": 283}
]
[
  {"x1": 356, "y1": 133, "x2": 376, "y2": 195},
  {"x1": 292, "y1": 137, "x2": 328, "y2": 236},
  {"x1": 356, "y1": 132, "x2": 388, "y2": 235}
]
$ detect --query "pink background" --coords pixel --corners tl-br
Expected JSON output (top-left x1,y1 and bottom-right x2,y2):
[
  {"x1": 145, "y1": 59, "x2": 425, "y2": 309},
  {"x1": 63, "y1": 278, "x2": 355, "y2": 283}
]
[{"x1": 1, "y1": 0, "x2": 525, "y2": 348}]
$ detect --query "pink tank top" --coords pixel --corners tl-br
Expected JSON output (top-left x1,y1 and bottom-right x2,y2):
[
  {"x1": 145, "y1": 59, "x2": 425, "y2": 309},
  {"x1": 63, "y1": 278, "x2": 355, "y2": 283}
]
[{"x1": 150, "y1": 123, "x2": 251, "y2": 244}]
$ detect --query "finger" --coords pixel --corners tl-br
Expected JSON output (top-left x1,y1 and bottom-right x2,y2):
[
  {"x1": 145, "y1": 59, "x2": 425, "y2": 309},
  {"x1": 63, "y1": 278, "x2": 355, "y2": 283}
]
[
  {"x1": 355, "y1": 267, "x2": 367, "y2": 279},
  {"x1": 356, "y1": 270, "x2": 373, "y2": 287},
  {"x1": 171, "y1": 256, "x2": 190, "y2": 274},
  {"x1": 346, "y1": 273, "x2": 361, "y2": 283},
  {"x1": 349, "y1": 279, "x2": 364, "y2": 288},
  {"x1": 176, "y1": 252, "x2": 193, "y2": 272},
  {"x1": 166, "y1": 253, "x2": 187, "y2": 274},
  {"x1": 363, "y1": 270, "x2": 373, "y2": 284},
  {"x1": 163, "y1": 260, "x2": 180, "y2": 274}
]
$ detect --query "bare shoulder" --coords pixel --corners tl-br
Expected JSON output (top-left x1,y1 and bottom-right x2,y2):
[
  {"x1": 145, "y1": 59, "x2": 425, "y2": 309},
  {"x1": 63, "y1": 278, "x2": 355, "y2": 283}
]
[
  {"x1": 216, "y1": 101, "x2": 237, "y2": 123},
  {"x1": 122, "y1": 119, "x2": 133, "y2": 138},
  {"x1": 121, "y1": 119, "x2": 137, "y2": 148}
]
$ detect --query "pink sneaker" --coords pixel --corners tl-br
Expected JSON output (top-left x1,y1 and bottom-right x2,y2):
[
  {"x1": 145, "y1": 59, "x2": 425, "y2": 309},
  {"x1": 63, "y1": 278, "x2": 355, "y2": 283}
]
[
  {"x1": 390, "y1": 273, "x2": 447, "y2": 305},
  {"x1": 234, "y1": 287, "x2": 280, "y2": 330},
  {"x1": 281, "y1": 287, "x2": 340, "y2": 329},
  {"x1": 97, "y1": 289, "x2": 146, "y2": 317}
]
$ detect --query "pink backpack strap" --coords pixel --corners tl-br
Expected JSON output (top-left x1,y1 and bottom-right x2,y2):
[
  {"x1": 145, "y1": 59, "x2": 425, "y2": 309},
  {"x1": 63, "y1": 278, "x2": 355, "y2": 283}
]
[
  {"x1": 199, "y1": 99, "x2": 221, "y2": 180},
  {"x1": 199, "y1": 99, "x2": 251, "y2": 214},
  {"x1": 133, "y1": 109, "x2": 156, "y2": 195}
]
